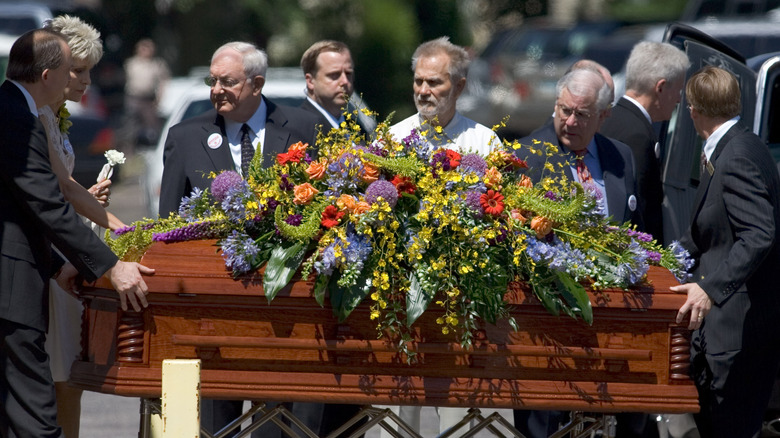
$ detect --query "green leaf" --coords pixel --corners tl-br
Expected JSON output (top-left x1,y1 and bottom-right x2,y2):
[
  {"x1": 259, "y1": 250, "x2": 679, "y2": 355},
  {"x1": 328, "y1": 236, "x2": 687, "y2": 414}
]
[
  {"x1": 329, "y1": 275, "x2": 372, "y2": 322},
  {"x1": 532, "y1": 282, "x2": 561, "y2": 317},
  {"x1": 554, "y1": 270, "x2": 593, "y2": 324},
  {"x1": 313, "y1": 274, "x2": 330, "y2": 307},
  {"x1": 263, "y1": 242, "x2": 306, "y2": 303},
  {"x1": 406, "y1": 274, "x2": 433, "y2": 327}
]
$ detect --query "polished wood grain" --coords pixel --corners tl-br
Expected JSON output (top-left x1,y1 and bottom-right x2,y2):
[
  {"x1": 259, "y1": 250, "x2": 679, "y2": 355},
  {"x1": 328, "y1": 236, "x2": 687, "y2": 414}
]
[{"x1": 71, "y1": 240, "x2": 698, "y2": 413}]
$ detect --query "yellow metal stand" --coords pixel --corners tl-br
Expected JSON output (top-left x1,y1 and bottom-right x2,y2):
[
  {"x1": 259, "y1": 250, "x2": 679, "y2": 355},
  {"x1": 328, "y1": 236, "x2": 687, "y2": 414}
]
[{"x1": 151, "y1": 359, "x2": 201, "y2": 438}]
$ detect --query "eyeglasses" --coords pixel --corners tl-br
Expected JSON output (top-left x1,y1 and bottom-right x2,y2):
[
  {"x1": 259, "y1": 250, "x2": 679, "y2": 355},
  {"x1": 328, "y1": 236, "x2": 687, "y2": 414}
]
[
  {"x1": 556, "y1": 103, "x2": 594, "y2": 123},
  {"x1": 204, "y1": 76, "x2": 247, "y2": 89}
]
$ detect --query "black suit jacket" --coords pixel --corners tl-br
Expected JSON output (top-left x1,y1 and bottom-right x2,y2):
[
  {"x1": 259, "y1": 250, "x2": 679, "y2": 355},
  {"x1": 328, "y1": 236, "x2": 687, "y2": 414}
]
[
  {"x1": 0, "y1": 81, "x2": 118, "y2": 332},
  {"x1": 518, "y1": 123, "x2": 641, "y2": 225},
  {"x1": 681, "y1": 121, "x2": 780, "y2": 354},
  {"x1": 600, "y1": 97, "x2": 663, "y2": 241},
  {"x1": 159, "y1": 97, "x2": 319, "y2": 216},
  {"x1": 299, "y1": 98, "x2": 376, "y2": 139}
]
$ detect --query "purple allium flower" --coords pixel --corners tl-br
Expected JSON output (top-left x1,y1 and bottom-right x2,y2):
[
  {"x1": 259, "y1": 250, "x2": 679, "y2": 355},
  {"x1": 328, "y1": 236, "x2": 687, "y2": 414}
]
[
  {"x1": 365, "y1": 179, "x2": 398, "y2": 207},
  {"x1": 285, "y1": 214, "x2": 303, "y2": 226},
  {"x1": 464, "y1": 190, "x2": 484, "y2": 218},
  {"x1": 211, "y1": 171, "x2": 245, "y2": 203},
  {"x1": 460, "y1": 153, "x2": 488, "y2": 176}
]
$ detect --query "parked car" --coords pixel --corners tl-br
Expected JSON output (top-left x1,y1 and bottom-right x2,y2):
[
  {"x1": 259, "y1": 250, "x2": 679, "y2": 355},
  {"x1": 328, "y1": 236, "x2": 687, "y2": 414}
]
[
  {"x1": 141, "y1": 67, "x2": 310, "y2": 217},
  {"x1": 0, "y1": 2, "x2": 52, "y2": 36},
  {"x1": 458, "y1": 19, "x2": 624, "y2": 138}
]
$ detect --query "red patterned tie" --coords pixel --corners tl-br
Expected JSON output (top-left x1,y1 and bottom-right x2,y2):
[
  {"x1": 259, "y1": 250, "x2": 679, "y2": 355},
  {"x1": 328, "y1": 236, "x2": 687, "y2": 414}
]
[{"x1": 575, "y1": 151, "x2": 592, "y2": 183}]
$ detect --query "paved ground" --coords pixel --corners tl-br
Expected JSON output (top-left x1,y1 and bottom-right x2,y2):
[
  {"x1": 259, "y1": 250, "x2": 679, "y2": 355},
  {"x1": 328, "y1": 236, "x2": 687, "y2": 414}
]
[{"x1": 77, "y1": 154, "x2": 515, "y2": 437}]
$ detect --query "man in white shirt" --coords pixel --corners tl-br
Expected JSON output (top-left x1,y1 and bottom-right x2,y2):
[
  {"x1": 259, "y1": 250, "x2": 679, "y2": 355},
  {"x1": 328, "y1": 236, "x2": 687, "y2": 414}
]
[
  {"x1": 389, "y1": 36, "x2": 501, "y2": 156},
  {"x1": 382, "y1": 36, "x2": 502, "y2": 438}
]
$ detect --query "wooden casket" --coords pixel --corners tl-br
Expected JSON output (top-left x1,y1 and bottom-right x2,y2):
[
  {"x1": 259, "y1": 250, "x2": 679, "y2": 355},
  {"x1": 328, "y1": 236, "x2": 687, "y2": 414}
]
[{"x1": 71, "y1": 240, "x2": 699, "y2": 414}]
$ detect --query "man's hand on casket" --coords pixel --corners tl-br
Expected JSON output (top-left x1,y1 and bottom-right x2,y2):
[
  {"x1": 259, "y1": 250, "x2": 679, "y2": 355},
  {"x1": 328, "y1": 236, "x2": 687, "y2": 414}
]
[
  {"x1": 107, "y1": 261, "x2": 155, "y2": 312},
  {"x1": 671, "y1": 282, "x2": 712, "y2": 330}
]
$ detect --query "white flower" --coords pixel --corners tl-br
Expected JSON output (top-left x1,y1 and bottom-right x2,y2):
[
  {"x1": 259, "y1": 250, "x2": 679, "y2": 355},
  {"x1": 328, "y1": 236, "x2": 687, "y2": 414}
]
[{"x1": 104, "y1": 150, "x2": 126, "y2": 166}]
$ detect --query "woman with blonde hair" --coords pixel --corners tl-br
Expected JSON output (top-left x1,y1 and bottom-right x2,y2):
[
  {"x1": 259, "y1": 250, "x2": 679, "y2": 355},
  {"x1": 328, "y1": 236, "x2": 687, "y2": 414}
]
[{"x1": 41, "y1": 15, "x2": 126, "y2": 437}]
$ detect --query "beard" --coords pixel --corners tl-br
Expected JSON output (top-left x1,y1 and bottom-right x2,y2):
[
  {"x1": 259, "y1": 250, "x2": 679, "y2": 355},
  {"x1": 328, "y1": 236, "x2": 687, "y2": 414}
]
[{"x1": 415, "y1": 91, "x2": 454, "y2": 120}]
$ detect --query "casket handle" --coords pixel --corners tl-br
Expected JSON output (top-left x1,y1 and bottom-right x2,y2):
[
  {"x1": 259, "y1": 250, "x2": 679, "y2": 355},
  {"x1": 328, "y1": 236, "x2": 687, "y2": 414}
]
[{"x1": 170, "y1": 335, "x2": 652, "y2": 361}]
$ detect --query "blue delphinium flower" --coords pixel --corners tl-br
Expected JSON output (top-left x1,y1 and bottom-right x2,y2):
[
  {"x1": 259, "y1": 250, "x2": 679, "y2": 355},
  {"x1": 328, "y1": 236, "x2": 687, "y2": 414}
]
[
  {"x1": 314, "y1": 242, "x2": 337, "y2": 276},
  {"x1": 342, "y1": 230, "x2": 372, "y2": 271},
  {"x1": 325, "y1": 152, "x2": 363, "y2": 197},
  {"x1": 219, "y1": 230, "x2": 259, "y2": 275},
  {"x1": 402, "y1": 129, "x2": 430, "y2": 161}
]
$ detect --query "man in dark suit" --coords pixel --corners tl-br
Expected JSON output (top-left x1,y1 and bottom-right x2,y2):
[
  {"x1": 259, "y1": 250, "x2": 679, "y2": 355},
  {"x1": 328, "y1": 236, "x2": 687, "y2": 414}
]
[
  {"x1": 518, "y1": 68, "x2": 640, "y2": 225},
  {"x1": 672, "y1": 66, "x2": 780, "y2": 438},
  {"x1": 158, "y1": 41, "x2": 321, "y2": 437},
  {"x1": 159, "y1": 41, "x2": 319, "y2": 217},
  {"x1": 0, "y1": 29, "x2": 153, "y2": 437},
  {"x1": 513, "y1": 68, "x2": 642, "y2": 437},
  {"x1": 299, "y1": 40, "x2": 376, "y2": 138},
  {"x1": 601, "y1": 41, "x2": 689, "y2": 244}
]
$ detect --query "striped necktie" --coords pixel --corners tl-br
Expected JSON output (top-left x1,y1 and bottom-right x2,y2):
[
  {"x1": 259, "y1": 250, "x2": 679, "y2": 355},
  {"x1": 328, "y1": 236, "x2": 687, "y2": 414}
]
[{"x1": 240, "y1": 124, "x2": 254, "y2": 177}]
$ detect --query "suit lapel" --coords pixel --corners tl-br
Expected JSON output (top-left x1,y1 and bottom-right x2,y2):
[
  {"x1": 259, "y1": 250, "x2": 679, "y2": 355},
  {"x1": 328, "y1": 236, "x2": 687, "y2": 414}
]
[
  {"x1": 201, "y1": 114, "x2": 236, "y2": 172},
  {"x1": 689, "y1": 122, "x2": 745, "y2": 222},
  {"x1": 595, "y1": 134, "x2": 627, "y2": 222}
]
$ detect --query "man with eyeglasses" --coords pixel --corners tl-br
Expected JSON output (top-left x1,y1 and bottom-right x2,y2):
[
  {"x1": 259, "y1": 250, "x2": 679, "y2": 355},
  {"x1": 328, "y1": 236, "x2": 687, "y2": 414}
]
[
  {"x1": 600, "y1": 41, "x2": 690, "y2": 245},
  {"x1": 159, "y1": 41, "x2": 318, "y2": 217},
  {"x1": 157, "y1": 41, "x2": 320, "y2": 438},
  {"x1": 513, "y1": 68, "x2": 643, "y2": 438}
]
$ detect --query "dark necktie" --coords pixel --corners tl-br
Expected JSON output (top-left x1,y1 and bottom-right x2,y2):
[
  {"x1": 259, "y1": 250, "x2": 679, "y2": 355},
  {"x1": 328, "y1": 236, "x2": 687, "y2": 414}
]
[{"x1": 240, "y1": 124, "x2": 254, "y2": 177}]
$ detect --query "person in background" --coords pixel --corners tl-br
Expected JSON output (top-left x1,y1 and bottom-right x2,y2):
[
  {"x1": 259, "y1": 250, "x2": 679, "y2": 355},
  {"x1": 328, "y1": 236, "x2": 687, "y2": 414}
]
[
  {"x1": 40, "y1": 15, "x2": 127, "y2": 438},
  {"x1": 600, "y1": 41, "x2": 690, "y2": 245},
  {"x1": 122, "y1": 38, "x2": 170, "y2": 148},
  {"x1": 157, "y1": 41, "x2": 319, "y2": 437},
  {"x1": 672, "y1": 66, "x2": 780, "y2": 438},
  {"x1": 0, "y1": 28, "x2": 152, "y2": 437},
  {"x1": 382, "y1": 36, "x2": 501, "y2": 438},
  {"x1": 299, "y1": 40, "x2": 375, "y2": 137},
  {"x1": 513, "y1": 68, "x2": 642, "y2": 437}
]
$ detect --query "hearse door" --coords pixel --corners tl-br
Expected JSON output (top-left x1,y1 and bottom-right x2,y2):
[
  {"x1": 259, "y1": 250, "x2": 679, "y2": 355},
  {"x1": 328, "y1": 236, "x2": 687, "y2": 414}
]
[
  {"x1": 754, "y1": 55, "x2": 780, "y2": 163},
  {"x1": 659, "y1": 24, "x2": 756, "y2": 245}
]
